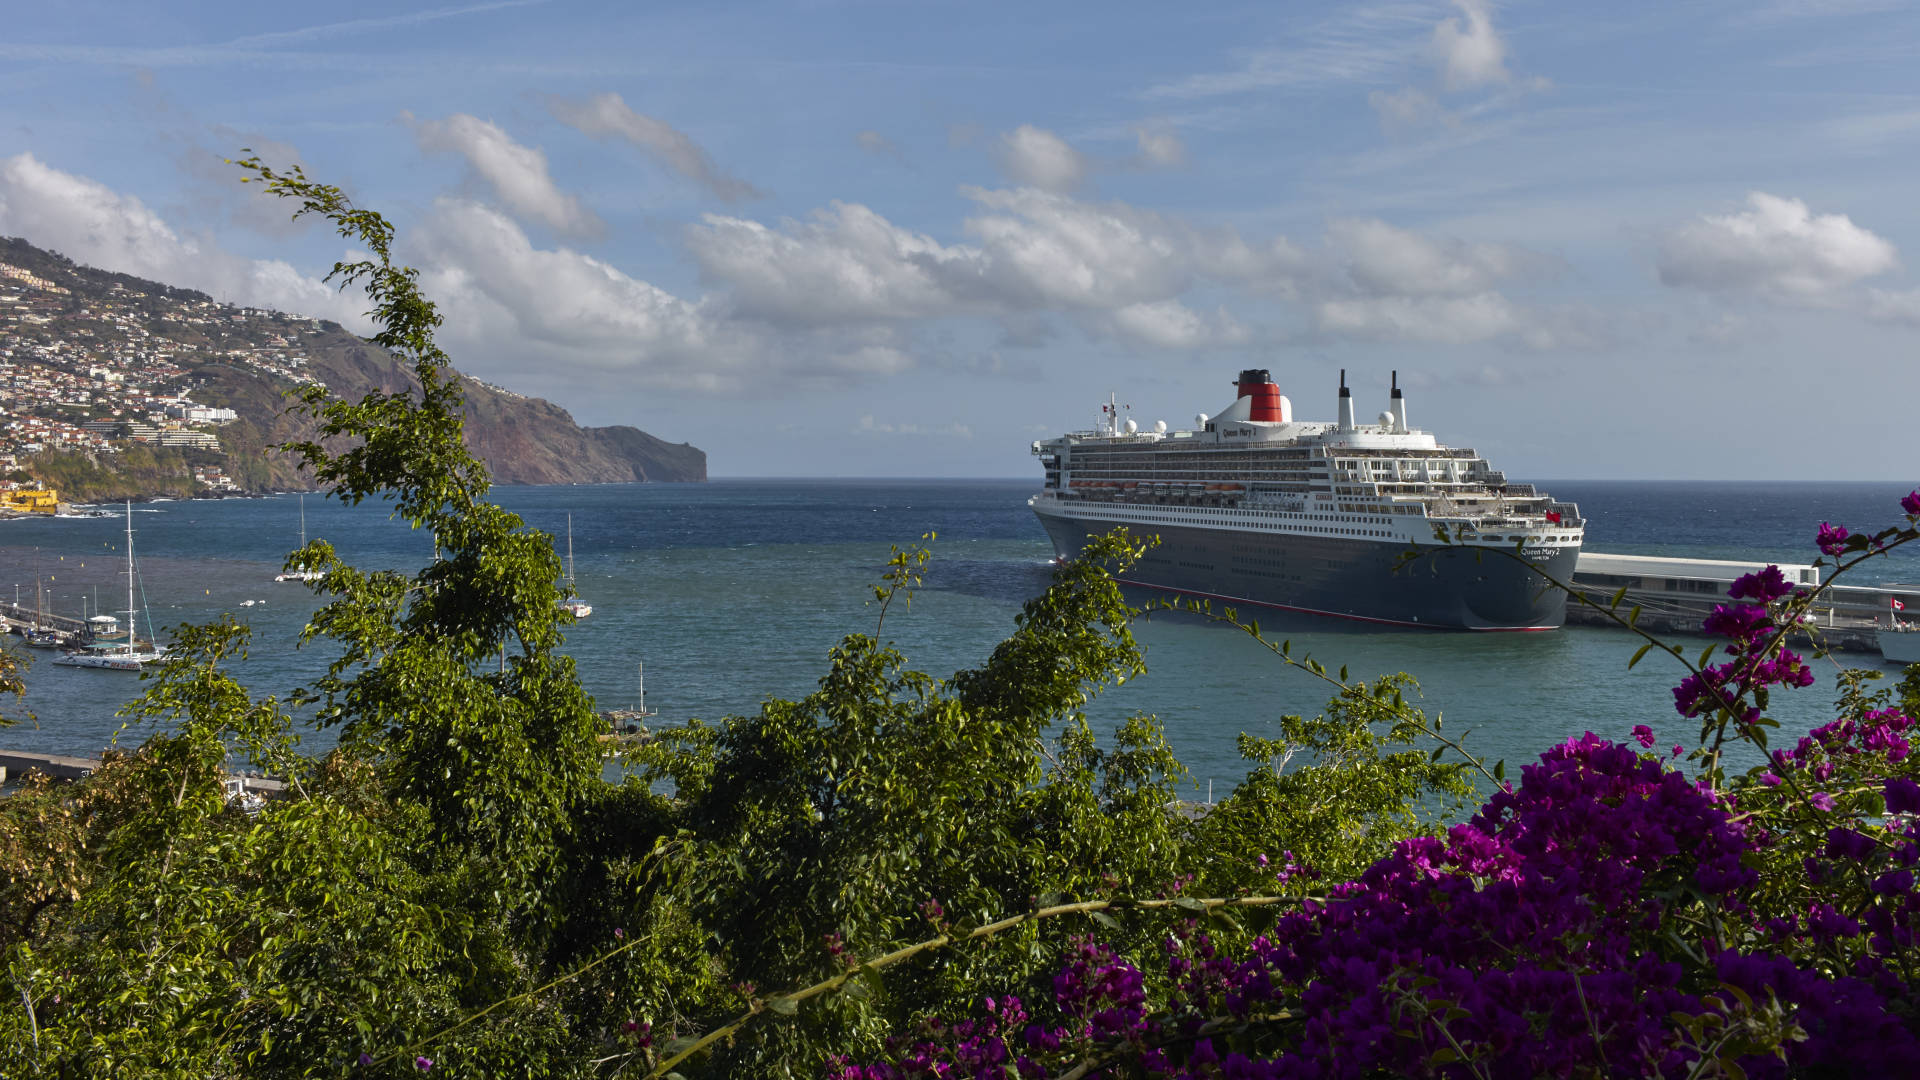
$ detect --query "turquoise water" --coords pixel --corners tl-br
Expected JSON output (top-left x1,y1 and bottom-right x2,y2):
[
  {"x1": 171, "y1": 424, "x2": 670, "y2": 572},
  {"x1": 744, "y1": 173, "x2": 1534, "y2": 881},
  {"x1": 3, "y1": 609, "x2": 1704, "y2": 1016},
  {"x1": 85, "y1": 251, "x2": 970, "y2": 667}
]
[{"x1": 0, "y1": 480, "x2": 1915, "y2": 793}]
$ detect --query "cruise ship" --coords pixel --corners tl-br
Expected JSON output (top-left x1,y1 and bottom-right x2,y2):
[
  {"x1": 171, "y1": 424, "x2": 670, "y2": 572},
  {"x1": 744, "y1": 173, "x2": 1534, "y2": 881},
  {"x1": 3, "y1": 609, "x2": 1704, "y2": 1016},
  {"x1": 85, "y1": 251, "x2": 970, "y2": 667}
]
[{"x1": 1029, "y1": 370, "x2": 1584, "y2": 630}]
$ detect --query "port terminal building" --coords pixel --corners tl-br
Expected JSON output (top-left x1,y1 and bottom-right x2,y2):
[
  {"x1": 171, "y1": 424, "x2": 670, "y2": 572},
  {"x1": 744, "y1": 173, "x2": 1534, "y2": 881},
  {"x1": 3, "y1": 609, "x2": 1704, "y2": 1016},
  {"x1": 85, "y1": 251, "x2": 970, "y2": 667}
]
[{"x1": 1570, "y1": 552, "x2": 1920, "y2": 651}]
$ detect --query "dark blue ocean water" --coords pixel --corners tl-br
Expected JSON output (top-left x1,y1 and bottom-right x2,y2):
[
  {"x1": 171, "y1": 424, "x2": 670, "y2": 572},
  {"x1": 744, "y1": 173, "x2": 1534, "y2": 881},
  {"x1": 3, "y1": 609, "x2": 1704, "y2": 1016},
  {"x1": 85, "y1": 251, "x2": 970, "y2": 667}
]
[{"x1": 0, "y1": 480, "x2": 1915, "y2": 793}]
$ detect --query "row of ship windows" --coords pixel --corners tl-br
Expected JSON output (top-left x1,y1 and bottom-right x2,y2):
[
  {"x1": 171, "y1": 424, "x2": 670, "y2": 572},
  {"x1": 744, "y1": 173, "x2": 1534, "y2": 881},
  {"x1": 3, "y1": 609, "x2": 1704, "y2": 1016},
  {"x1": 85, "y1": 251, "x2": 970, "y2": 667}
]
[
  {"x1": 1082, "y1": 504, "x2": 1408, "y2": 529},
  {"x1": 1084, "y1": 505, "x2": 1397, "y2": 539}
]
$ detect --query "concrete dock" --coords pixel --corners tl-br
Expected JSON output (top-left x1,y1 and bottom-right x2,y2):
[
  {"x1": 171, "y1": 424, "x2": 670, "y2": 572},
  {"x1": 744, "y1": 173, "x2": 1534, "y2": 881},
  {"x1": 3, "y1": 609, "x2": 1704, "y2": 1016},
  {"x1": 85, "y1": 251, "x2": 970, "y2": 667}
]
[
  {"x1": 0, "y1": 601, "x2": 87, "y2": 635},
  {"x1": 0, "y1": 749, "x2": 287, "y2": 798}
]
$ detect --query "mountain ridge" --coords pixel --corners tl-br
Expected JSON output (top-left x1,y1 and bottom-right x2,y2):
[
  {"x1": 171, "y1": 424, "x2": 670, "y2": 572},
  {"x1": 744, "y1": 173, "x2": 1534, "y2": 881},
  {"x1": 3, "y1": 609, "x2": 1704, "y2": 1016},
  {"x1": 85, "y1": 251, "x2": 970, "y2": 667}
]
[{"x1": 0, "y1": 237, "x2": 704, "y2": 498}]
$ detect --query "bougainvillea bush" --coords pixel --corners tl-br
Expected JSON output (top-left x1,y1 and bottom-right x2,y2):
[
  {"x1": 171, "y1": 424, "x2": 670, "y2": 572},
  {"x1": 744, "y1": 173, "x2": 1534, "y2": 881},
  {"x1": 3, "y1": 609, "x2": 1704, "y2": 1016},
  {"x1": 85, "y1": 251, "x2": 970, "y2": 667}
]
[{"x1": 836, "y1": 495, "x2": 1920, "y2": 1080}]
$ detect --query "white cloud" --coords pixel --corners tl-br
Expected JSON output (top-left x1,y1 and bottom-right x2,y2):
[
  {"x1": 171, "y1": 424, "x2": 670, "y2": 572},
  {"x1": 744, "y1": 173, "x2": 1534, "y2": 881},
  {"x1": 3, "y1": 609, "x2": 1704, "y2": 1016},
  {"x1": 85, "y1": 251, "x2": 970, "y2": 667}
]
[
  {"x1": 686, "y1": 201, "x2": 986, "y2": 325},
  {"x1": 1328, "y1": 217, "x2": 1533, "y2": 297},
  {"x1": 412, "y1": 113, "x2": 601, "y2": 237},
  {"x1": 407, "y1": 201, "x2": 952, "y2": 391},
  {"x1": 1657, "y1": 192, "x2": 1898, "y2": 300},
  {"x1": 1131, "y1": 125, "x2": 1187, "y2": 168},
  {"x1": 969, "y1": 187, "x2": 1310, "y2": 304},
  {"x1": 687, "y1": 183, "x2": 1317, "y2": 350},
  {"x1": 993, "y1": 125, "x2": 1089, "y2": 194},
  {"x1": 961, "y1": 187, "x2": 1193, "y2": 308},
  {"x1": 1304, "y1": 217, "x2": 1583, "y2": 347},
  {"x1": 1432, "y1": 0, "x2": 1510, "y2": 91},
  {"x1": 0, "y1": 152, "x2": 361, "y2": 324},
  {"x1": 1098, "y1": 300, "x2": 1247, "y2": 348},
  {"x1": 409, "y1": 198, "x2": 761, "y2": 390},
  {"x1": 547, "y1": 92, "x2": 765, "y2": 203},
  {"x1": 1317, "y1": 292, "x2": 1520, "y2": 343}
]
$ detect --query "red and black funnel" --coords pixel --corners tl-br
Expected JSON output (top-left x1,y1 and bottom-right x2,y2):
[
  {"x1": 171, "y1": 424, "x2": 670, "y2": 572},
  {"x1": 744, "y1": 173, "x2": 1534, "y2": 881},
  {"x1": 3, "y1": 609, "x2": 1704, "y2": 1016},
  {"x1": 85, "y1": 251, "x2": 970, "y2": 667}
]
[{"x1": 1234, "y1": 368, "x2": 1284, "y2": 422}]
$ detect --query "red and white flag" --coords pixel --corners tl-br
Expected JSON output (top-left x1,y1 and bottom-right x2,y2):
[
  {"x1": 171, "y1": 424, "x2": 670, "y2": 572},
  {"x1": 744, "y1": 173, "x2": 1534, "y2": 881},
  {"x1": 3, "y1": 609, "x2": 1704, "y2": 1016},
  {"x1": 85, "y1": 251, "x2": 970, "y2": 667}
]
[{"x1": 1895, "y1": 597, "x2": 1908, "y2": 611}]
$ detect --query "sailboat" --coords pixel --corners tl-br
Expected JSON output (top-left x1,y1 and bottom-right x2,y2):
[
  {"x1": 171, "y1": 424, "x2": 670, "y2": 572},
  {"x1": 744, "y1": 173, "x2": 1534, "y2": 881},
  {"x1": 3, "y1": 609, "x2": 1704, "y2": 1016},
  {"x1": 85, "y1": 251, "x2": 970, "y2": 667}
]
[
  {"x1": 23, "y1": 577, "x2": 63, "y2": 648},
  {"x1": 603, "y1": 662, "x2": 657, "y2": 735},
  {"x1": 274, "y1": 493, "x2": 323, "y2": 583},
  {"x1": 562, "y1": 513, "x2": 591, "y2": 618},
  {"x1": 55, "y1": 502, "x2": 168, "y2": 671}
]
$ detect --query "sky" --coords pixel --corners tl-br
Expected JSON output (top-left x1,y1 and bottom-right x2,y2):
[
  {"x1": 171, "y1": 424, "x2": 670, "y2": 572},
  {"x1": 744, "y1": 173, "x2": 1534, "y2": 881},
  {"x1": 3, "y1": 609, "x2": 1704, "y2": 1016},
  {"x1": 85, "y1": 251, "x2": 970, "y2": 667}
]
[{"x1": 2, "y1": 1, "x2": 1919, "y2": 479}]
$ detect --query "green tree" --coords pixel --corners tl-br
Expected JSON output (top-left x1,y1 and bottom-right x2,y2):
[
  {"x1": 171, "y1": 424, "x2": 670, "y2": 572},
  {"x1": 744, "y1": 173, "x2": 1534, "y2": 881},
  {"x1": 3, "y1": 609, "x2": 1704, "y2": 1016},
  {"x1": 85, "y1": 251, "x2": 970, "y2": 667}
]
[
  {"x1": 0, "y1": 162, "x2": 1485, "y2": 1079},
  {"x1": 4, "y1": 158, "x2": 607, "y2": 1077}
]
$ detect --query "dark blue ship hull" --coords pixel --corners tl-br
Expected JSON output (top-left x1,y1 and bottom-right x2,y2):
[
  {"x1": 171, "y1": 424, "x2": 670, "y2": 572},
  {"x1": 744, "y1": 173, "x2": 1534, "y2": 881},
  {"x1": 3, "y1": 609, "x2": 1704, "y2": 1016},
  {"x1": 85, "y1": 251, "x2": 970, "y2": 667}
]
[{"x1": 1035, "y1": 509, "x2": 1575, "y2": 630}]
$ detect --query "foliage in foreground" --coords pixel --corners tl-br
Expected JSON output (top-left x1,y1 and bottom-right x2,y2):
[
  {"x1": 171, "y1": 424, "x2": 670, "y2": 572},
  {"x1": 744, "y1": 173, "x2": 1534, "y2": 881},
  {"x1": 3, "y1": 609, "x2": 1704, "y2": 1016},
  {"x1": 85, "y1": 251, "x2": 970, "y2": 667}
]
[{"x1": 2, "y1": 165, "x2": 1919, "y2": 1079}]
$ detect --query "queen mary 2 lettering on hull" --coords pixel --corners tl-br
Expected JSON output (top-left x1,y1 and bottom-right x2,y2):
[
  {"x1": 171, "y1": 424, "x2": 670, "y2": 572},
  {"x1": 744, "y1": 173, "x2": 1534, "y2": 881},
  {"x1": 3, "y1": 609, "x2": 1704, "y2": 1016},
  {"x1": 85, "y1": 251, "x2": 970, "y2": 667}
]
[{"x1": 1028, "y1": 369, "x2": 1584, "y2": 630}]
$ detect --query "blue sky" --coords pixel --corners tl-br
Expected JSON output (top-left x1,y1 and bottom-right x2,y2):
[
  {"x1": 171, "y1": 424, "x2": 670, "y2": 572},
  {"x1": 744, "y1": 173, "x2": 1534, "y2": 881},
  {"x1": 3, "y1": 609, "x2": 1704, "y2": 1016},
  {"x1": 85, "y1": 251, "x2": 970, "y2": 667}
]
[{"x1": 4, "y1": 0, "x2": 1920, "y2": 479}]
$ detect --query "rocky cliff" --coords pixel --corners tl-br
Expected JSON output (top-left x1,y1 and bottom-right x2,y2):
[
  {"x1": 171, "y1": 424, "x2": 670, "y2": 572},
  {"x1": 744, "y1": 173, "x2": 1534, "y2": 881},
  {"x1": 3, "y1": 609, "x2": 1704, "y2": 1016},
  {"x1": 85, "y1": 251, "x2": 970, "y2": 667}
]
[{"x1": 200, "y1": 335, "x2": 706, "y2": 490}]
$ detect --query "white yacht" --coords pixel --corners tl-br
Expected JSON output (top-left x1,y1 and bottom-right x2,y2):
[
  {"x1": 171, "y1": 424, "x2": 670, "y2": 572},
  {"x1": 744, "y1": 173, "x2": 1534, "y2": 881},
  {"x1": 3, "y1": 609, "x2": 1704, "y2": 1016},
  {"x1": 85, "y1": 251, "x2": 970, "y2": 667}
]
[{"x1": 56, "y1": 502, "x2": 168, "y2": 670}]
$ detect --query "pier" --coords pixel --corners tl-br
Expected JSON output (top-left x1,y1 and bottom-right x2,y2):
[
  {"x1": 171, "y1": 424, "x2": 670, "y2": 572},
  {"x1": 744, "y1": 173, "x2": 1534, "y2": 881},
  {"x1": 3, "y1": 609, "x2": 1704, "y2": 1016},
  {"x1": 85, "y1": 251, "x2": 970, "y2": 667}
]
[
  {"x1": 1568, "y1": 553, "x2": 1920, "y2": 653},
  {"x1": 0, "y1": 600, "x2": 87, "y2": 635},
  {"x1": 0, "y1": 750, "x2": 287, "y2": 799}
]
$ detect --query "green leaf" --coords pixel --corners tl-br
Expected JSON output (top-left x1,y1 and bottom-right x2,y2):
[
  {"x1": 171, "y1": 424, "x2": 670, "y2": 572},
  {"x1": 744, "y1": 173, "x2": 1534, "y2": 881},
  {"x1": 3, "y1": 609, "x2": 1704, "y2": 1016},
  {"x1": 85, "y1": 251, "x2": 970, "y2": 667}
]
[{"x1": 766, "y1": 996, "x2": 799, "y2": 1016}]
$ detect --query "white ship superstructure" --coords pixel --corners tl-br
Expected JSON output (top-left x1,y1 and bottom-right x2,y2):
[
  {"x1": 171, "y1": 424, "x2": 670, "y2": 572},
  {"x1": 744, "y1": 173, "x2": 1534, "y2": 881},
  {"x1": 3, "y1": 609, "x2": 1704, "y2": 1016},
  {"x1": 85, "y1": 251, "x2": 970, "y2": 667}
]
[{"x1": 1029, "y1": 370, "x2": 1585, "y2": 629}]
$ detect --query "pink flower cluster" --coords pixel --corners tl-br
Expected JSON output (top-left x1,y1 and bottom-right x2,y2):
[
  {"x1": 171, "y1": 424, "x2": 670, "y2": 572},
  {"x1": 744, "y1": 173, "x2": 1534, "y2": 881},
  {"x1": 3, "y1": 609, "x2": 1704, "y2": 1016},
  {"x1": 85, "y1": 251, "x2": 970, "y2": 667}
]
[{"x1": 1671, "y1": 565, "x2": 1814, "y2": 720}]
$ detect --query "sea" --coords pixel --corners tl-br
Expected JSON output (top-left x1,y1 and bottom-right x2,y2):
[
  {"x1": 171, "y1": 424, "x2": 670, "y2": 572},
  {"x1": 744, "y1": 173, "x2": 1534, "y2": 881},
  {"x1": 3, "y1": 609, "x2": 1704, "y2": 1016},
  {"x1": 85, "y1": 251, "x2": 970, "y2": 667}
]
[{"x1": 0, "y1": 480, "x2": 1916, "y2": 794}]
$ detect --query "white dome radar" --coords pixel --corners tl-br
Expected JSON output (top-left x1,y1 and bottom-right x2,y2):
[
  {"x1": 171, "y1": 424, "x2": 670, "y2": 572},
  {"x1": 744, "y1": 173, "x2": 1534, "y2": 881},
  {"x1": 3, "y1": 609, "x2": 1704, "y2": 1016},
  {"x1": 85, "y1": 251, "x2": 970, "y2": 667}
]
[
  {"x1": 1196, "y1": 413, "x2": 1209, "y2": 428},
  {"x1": 1154, "y1": 419, "x2": 1168, "y2": 434},
  {"x1": 1124, "y1": 418, "x2": 1139, "y2": 434}
]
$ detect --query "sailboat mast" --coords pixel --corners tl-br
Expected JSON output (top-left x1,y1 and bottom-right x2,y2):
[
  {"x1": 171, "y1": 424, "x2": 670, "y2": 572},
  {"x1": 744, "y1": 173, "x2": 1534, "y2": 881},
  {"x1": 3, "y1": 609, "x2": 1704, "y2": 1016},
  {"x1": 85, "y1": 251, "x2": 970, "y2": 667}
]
[
  {"x1": 125, "y1": 501, "x2": 136, "y2": 649},
  {"x1": 567, "y1": 513, "x2": 575, "y2": 585}
]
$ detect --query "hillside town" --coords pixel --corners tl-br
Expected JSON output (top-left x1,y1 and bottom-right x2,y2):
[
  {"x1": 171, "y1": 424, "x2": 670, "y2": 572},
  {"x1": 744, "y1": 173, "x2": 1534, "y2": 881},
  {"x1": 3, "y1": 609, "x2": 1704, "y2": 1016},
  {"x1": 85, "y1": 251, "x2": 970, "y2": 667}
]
[{"x1": 0, "y1": 257, "x2": 326, "y2": 497}]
